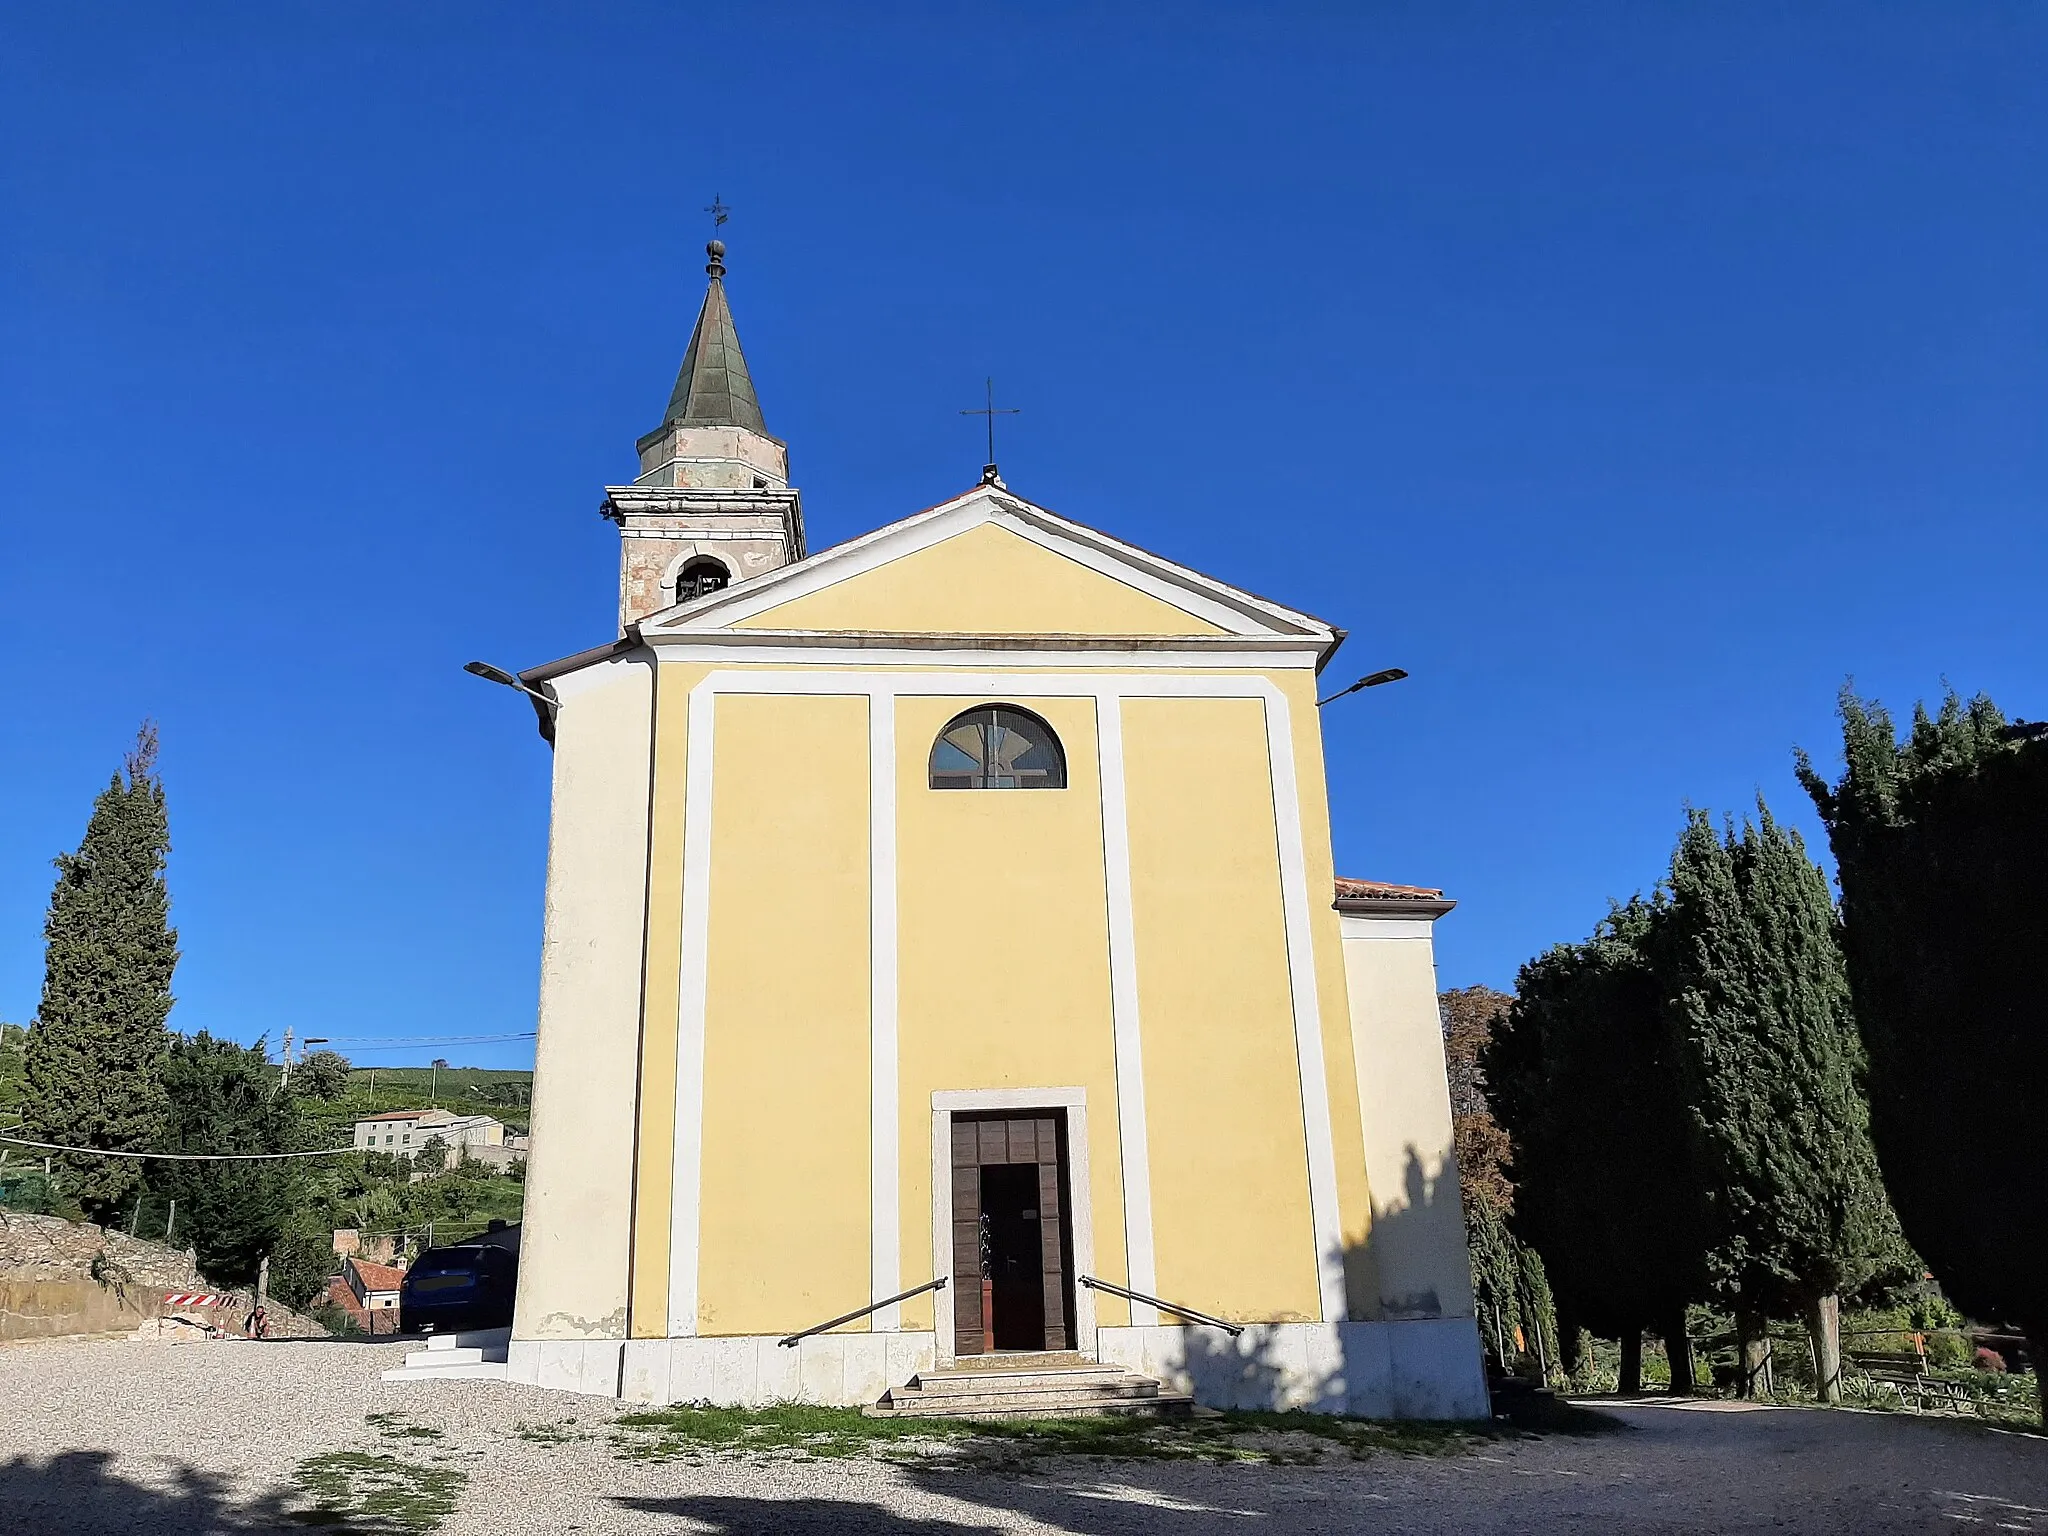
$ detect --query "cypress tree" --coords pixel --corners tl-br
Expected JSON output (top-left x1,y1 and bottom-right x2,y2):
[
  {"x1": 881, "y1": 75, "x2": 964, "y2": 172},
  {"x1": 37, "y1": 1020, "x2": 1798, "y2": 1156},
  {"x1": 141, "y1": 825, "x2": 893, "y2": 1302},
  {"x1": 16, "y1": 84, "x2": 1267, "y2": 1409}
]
[
  {"x1": 1485, "y1": 899, "x2": 1711, "y2": 1394},
  {"x1": 149, "y1": 1032, "x2": 304, "y2": 1285},
  {"x1": 1799, "y1": 688, "x2": 2048, "y2": 1423},
  {"x1": 1661, "y1": 801, "x2": 1899, "y2": 1402},
  {"x1": 1441, "y1": 988, "x2": 1519, "y2": 1363},
  {"x1": 24, "y1": 725, "x2": 178, "y2": 1223},
  {"x1": 1443, "y1": 986, "x2": 1565, "y2": 1382}
]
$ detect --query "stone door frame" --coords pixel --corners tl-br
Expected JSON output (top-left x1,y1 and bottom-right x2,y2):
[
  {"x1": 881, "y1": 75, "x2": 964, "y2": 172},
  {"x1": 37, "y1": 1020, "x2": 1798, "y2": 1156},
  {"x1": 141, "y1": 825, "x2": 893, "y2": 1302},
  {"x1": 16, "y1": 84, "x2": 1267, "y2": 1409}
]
[{"x1": 930, "y1": 1086, "x2": 1097, "y2": 1362}]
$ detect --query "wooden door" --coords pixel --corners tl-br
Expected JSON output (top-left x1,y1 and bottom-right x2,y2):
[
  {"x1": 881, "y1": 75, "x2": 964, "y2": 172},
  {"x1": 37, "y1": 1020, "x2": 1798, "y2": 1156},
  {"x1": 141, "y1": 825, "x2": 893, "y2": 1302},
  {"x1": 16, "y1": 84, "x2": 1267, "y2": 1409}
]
[{"x1": 949, "y1": 1112, "x2": 1072, "y2": 1355}]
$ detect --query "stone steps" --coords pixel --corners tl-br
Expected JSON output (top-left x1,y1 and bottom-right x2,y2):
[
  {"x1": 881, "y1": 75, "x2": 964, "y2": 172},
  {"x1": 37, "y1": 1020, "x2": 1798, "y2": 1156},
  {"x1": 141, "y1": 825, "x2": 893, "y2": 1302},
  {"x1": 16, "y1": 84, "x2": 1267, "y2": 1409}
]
[
  {"x1": 381, "y1": 1326, "x2": 511, "y2": 1383},
  {"x1": 865, "y1": 1356, "x2": 1195, "y2": 1420}
]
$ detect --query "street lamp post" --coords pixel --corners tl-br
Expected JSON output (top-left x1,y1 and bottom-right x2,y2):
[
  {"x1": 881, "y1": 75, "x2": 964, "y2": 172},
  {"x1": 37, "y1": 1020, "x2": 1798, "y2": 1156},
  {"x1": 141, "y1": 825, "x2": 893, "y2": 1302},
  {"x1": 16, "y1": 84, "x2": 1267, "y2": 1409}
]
[
  {"x1": 1316, "y1": 667, "x2": 1409, "y2": 707},
  {"x1": 463, "y1": 661, "x2": 558, "y2": 710}
]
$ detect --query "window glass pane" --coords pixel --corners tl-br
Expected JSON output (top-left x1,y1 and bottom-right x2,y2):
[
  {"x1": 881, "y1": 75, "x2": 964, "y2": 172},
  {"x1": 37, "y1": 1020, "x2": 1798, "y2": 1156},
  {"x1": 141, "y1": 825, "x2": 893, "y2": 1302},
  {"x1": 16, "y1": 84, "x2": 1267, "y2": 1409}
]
[
  {"x1": 928, "y1": 707, "x2": 1065, "y2": 790},
  {"x1": 935, "y1": 728, "x2": 982, "y2": 772}
]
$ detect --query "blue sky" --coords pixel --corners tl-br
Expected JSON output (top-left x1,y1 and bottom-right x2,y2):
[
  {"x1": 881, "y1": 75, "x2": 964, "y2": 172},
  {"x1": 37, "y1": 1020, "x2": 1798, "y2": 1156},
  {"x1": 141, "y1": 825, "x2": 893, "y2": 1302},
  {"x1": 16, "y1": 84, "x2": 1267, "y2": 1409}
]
[{"x1": 2, "y1": 5, "x2": 2042, "y2": 1070}]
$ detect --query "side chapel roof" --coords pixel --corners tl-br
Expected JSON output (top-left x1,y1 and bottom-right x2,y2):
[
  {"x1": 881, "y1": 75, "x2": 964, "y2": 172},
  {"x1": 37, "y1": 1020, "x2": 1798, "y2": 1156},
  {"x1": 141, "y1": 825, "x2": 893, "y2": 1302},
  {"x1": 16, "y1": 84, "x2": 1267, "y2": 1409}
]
[{"x1": 1333, "y1": 876, "x2": 1455, "y2": 918}]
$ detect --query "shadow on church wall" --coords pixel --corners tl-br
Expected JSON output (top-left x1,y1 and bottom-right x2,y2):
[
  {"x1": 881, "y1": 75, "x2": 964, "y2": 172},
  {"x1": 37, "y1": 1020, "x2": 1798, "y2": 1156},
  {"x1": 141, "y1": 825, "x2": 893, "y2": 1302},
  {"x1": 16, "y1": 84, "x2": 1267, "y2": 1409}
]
[{"x1": 1128, "y1": 1145, "x2": 1481, "y2": 1419}]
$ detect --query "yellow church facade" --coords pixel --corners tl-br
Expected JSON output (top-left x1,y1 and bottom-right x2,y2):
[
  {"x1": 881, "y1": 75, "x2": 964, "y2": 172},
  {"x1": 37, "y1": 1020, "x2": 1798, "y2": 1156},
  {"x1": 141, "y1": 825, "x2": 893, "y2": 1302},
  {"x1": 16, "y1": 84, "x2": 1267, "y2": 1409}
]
[{"x1": 503, "y1": 244, "x2": 1487, "y2": 1418}]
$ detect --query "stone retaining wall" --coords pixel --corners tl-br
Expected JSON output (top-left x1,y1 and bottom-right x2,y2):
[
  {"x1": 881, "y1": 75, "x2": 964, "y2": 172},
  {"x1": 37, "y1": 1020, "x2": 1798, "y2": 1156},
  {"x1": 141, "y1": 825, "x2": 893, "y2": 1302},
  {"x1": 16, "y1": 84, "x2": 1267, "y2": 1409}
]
[
  {"x1": 0, "y1": 1212, "x2": 326, "y2": 1341},
  {"x1": 0, "y1": 1277, "x2": 166, "y2": 1342},
  {"x1": 0, "y1": 1212, "x2": 203, "y2": 1288}
]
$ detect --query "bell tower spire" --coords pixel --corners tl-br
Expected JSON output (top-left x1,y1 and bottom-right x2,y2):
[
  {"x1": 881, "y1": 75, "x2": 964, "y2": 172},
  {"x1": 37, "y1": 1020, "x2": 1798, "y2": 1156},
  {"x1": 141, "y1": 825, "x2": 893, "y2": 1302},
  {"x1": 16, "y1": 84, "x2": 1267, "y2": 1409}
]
[
  {"x1": 603, "y1": 239, "x2": 805, "y2": 631},
  {"x1": 655, "y1": 240, "x2": 767, "y2": 436}
]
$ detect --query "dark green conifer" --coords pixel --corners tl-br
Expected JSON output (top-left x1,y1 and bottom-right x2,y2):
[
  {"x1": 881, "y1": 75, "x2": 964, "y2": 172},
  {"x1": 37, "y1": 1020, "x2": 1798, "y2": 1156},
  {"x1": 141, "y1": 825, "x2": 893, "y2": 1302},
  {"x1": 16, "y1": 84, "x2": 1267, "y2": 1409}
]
[
  {"x1": 1661, "y1": 800, "x2": 1898, "y2": 1401},
  {"x1": 149, "y1": 1032, "x2": 304, "y2": 1284},
  {"x1": 1485, "y1": 898, "x2": 1712, "y2": 1394},
  {"x1": 1799, "y1": 688, "x2": 2048, "y2": 1423},
  {"x1": 24, "y1": 725, "x2": 178, "y2": 1223}
]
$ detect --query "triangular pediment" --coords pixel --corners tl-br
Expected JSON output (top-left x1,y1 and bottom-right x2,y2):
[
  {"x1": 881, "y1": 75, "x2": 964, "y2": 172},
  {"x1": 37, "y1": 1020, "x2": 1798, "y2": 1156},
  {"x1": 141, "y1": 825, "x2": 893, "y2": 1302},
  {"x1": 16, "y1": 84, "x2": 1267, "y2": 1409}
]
[
  {"x1": 633, "y1": 486, "x2": 1335, "y2": 649},
  {"x1": 731, "y1": 521, "x2": 1226, "y2": 637}
]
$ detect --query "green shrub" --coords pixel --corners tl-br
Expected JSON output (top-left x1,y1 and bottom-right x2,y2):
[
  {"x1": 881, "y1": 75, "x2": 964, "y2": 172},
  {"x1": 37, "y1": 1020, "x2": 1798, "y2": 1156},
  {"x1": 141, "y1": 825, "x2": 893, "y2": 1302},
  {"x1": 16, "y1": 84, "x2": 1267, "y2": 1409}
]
[
  {"x1": 267, "y1": 1228, "x2": 341, "y2": 1312},
  {"x1": 308, "y1": 1300, "x2": 365, "y2": 1338},
  {"x1": 0, "y1": 1168, "x2": 56, "y2": 1214}
]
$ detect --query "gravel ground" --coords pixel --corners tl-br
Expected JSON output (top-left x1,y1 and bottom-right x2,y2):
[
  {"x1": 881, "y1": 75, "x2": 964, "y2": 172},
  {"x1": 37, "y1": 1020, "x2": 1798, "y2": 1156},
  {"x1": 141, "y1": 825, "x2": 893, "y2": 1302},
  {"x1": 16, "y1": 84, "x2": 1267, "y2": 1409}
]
[{"x1": 2, "y1": 1336, "x2": 2046, "y2": 1534}]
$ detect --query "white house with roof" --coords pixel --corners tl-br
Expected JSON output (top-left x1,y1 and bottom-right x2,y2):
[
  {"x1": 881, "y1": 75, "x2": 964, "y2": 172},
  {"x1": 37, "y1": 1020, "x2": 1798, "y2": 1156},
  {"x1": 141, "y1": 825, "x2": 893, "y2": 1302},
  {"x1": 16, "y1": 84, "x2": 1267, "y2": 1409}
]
[{"x1": 353, "y1": 1109, "x2": 509, "y2": 1166}]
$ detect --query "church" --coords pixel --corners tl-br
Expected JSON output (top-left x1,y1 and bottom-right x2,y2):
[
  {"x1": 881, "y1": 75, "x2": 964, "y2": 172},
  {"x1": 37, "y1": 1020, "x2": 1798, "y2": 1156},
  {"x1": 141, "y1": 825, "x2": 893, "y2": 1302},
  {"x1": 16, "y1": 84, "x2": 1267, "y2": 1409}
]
[{"x1": 501, "y1": 240, "x2": 1488, "y2": 1419}]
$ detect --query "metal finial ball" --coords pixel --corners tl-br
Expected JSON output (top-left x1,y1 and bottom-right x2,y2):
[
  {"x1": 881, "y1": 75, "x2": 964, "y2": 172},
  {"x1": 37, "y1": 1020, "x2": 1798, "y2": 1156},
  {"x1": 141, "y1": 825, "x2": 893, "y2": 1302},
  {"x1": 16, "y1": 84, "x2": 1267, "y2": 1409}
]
[{"x1": 707, "y1": 239, "x2": 726, "y2": 259}]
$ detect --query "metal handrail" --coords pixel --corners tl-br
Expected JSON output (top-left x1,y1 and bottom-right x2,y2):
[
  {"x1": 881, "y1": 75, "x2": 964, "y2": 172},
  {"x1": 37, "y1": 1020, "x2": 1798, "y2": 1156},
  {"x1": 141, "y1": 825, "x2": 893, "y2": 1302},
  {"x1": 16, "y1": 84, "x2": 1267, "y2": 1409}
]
[
  {"x1": 777, "y1": 1277, "x2": 948, "y2": 1348},
  {"x1": 1078, "y1": 1275, "x2": 1243, "y2": 1337}
]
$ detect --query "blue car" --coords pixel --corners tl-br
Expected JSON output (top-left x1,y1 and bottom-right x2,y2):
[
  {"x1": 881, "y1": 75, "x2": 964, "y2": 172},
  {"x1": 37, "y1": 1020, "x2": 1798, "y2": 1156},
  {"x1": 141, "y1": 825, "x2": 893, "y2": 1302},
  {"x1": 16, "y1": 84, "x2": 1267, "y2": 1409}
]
[{"x1": 398, "y1": 1244, "x2": 517, "y2": 1334}]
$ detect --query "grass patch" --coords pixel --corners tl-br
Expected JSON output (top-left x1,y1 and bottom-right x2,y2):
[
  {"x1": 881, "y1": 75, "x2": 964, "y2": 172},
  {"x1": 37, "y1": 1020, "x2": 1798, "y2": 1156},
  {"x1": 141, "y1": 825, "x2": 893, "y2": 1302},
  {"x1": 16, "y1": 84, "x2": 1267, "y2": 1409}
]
[
  {"x1": 365, "y1": 1412, "x2": 444, "y2": 1443},
  {"x1": 615, "y1": 1403, "x2": 971, "y2": 1461},
  {"x1": 513, "y1": 1418, "x2": 588, "y2": 1446},
  {"x1": 290, "y1": 1450, "x2": 465, "y2": 1534},
  {"x1": 609, "y1": 1402, "x2": 1547, "y2": 1466}
]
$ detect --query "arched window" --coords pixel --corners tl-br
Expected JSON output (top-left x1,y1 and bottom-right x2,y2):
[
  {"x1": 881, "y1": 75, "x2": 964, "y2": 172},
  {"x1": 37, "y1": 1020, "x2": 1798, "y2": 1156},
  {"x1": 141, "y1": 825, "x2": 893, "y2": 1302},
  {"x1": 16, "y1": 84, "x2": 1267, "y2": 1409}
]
[
  {"x1": 675, "y1": 557, "x2": 731, "y2": 600},
  {"x1": 929, "y1": 706, "x2": 1066, "y2": 790}
]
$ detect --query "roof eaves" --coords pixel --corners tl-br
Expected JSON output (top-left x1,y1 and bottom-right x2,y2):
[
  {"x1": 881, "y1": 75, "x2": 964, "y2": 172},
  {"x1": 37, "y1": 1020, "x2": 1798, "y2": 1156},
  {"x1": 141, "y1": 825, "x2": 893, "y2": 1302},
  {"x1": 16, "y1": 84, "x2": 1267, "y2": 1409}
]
[
  {"x1": 1332, "y1": 876, "x2": 1456, "y2": 920},
  {"x1": 989, "y1": 490, "x2": 1343, "y2": 642}
]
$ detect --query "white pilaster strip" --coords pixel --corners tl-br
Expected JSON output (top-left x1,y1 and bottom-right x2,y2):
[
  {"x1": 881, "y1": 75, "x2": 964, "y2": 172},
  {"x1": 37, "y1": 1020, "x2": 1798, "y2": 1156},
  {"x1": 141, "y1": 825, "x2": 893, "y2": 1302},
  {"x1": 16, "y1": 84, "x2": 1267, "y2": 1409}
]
[
  {"x1": 1260, "y1": 689, "x2": 1349, "y2": 1321},
  {"x1": 868, "y1": 691, "x2": 902, "y2": 1329},
  {"x1": 666, "y1": 682, "x2": 720, "y2": 1336},
  {"x1": 1093, "y1": 691, "x2": 1159, "y2": 1325}
]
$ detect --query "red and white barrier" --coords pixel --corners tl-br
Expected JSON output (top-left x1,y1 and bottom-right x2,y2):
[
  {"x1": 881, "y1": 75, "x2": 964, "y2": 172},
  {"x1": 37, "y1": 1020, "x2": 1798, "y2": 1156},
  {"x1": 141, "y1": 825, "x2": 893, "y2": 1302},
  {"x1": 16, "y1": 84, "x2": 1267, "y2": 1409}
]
[{"x1": 162, "y1": 1293, "x2": 227, "y2": 1308}]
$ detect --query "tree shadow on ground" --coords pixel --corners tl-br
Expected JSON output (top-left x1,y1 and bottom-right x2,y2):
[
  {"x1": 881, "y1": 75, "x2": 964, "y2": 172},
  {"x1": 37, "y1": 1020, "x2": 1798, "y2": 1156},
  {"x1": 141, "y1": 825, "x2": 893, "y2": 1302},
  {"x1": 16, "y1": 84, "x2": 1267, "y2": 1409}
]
[
  {"x1": 615, "y1": 1496, "x2": 1009, "y2": 1534},
  {"x1": 620, "y1": 1404, "x2": 2048, "y2": 1536},
  {"x1": 0, "y1": 1450, "x2": 301, "y2": 1535},
  {"x1": 622, "y1": 1483, "x2": 1317, "y2": 1536}
]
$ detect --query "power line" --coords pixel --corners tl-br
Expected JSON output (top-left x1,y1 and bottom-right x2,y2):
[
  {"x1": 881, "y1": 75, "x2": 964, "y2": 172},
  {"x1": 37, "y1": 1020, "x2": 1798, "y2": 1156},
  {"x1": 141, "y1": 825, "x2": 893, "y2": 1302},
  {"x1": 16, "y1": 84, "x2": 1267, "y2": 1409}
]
[
  {"x1": 336, "y1": 1044, "x2": 536, "y2": 1057},
  {"x1": 323, "y1": 1032, "x2": 537, "y2": 1046},
  {"x1": 0, "y1": 1134, "x2": 359, "y2": 1163}
]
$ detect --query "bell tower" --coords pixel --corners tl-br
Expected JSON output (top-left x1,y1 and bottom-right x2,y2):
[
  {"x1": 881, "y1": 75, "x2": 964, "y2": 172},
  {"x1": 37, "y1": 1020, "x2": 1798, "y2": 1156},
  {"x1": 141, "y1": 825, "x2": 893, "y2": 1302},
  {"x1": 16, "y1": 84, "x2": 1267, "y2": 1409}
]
[{"x1": 603, "y1": 240, "x2": 805, "y2": 631}]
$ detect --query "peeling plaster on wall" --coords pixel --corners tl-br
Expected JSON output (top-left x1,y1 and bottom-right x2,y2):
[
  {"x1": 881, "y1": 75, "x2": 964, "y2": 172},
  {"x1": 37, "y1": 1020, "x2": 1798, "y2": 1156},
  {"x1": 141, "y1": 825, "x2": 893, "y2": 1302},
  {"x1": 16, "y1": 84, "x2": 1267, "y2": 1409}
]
[{"x1": 533, "y1": 1307, "x2": 629, "y2": 1340}]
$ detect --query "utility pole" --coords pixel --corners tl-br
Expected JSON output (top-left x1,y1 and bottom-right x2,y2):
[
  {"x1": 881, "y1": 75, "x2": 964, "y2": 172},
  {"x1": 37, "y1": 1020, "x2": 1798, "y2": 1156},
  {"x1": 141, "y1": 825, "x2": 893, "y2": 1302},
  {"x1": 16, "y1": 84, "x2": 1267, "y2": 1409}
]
[
  {"x1": 256, "y1": 1255, "x2": 270, "y2": 1320},
  {"x1": 279, "y1": 1026, "x2": 295, "y2": 1092},
  {"x1": 166, "y1": 1198, "x2": 177, "y2": 1243}
]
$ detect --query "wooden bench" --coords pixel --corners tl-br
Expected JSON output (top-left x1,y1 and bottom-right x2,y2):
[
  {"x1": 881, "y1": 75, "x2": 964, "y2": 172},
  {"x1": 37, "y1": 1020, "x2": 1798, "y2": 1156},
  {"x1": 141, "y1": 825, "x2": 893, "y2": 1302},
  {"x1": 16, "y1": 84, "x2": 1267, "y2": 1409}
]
[
  {"x1": 1874, "y1": 1375, "x2": 1974, "y2": 1413},
  {"x1": 1846, "y1": 1347, "x2": 1981, "y2": 1413}
]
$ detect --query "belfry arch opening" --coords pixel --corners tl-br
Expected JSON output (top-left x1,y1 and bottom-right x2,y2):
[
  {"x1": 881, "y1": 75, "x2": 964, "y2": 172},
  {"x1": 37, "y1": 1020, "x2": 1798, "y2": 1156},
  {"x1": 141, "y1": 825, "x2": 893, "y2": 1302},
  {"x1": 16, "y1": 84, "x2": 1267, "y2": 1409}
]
[{"x1": 675, "y1": 556, "x2": 731, "y2": 601}]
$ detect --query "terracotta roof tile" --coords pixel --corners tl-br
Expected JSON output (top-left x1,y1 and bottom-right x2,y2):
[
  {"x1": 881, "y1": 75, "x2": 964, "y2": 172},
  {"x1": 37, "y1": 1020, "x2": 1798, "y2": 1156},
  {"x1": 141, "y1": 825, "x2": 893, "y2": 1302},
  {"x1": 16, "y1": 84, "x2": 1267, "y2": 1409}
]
[
  {"x1": 348, "y1": 1259, "x2": 408, "y2": 1292},
  {"x1": 1334, "y1": 877, "x2": 1446, "y2": 900}
]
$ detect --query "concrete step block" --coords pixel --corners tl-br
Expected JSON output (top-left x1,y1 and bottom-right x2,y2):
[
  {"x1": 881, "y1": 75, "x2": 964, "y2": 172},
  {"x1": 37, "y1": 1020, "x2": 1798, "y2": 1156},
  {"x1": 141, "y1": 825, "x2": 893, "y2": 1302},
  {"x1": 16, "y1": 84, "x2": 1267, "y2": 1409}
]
[
  {"x1": 423, "y1": 1327, "x2": 511, "y2": 1360},
  {"x1": 405, "y1": 1346, "x2": 488, "y2": 1368},
  {"x1": 908, "y1": 1380, "x2": 1141, "y2": 1400},
  {"x1": 895, "y1": 1378, "x2": 1161, "y2": 1404}
]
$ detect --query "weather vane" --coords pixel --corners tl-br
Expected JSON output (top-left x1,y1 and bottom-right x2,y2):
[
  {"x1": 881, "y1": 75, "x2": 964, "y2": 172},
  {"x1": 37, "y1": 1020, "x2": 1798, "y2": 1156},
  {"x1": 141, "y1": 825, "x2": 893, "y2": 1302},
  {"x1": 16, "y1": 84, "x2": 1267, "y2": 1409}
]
[
  {"x1": 704, "y1": 194, "x2": 730, "y2": 231},
  {"x1": 960, "y1": 378, "x2": 1019, "y2": 486}
]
